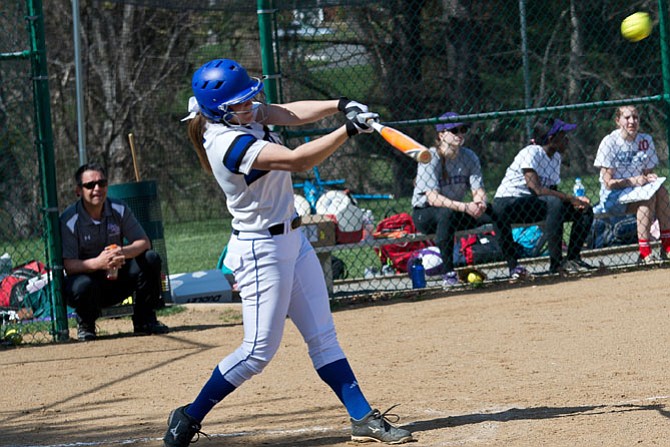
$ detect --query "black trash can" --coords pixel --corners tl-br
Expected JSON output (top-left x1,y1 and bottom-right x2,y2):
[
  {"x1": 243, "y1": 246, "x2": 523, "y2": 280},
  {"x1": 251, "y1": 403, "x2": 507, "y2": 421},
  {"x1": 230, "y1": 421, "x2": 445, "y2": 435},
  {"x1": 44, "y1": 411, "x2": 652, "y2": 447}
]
[{"x1": 108, "y1": 180, "x2": 172, "y2": 304}]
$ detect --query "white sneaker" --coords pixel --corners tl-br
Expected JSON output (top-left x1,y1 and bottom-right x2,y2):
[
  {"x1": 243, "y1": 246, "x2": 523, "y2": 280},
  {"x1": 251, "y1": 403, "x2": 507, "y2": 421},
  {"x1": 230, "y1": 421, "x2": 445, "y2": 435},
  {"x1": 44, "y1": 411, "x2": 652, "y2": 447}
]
[{"x1": 351, "y1": 407, "x2": 414, "y2": 444}]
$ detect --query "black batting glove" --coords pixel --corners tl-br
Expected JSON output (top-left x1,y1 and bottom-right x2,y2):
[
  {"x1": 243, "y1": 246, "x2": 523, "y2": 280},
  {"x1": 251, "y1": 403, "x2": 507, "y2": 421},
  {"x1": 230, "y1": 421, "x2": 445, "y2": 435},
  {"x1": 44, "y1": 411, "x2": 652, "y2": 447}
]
[{"x1": 338, "y1": 97, "x2": 370, "y2": 120}]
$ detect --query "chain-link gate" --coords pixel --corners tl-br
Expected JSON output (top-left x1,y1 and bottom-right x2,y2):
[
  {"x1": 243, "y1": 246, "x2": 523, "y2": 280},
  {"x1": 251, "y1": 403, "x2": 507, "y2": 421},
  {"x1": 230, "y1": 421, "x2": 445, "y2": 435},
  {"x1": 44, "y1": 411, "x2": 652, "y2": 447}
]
[{"x1": 4, "y1": 0, "x2": 670, "y2": 339}]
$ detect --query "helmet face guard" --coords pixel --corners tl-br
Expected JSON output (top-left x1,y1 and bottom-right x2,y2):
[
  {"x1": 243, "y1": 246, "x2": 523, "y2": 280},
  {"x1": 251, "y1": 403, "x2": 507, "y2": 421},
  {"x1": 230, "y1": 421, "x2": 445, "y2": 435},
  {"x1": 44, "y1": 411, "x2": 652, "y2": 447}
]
[{"x1": 192, "y1": 59, "x2": 264, "y2": 121}]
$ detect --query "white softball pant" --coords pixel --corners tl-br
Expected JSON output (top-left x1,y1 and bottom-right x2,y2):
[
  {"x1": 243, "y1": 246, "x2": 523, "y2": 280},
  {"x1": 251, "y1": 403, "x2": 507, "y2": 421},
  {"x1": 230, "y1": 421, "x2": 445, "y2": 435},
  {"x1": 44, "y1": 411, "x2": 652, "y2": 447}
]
[{"x1": 219, "y1": 226, "x2": 346, "y2": 387}]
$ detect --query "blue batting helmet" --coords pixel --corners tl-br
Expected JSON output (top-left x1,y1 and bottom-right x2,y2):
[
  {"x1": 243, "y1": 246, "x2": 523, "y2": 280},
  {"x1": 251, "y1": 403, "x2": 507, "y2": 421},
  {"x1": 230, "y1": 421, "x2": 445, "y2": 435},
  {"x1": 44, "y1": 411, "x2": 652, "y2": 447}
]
[{"x1": 191, "y1": 59, "x2": 263, "y2": 121}]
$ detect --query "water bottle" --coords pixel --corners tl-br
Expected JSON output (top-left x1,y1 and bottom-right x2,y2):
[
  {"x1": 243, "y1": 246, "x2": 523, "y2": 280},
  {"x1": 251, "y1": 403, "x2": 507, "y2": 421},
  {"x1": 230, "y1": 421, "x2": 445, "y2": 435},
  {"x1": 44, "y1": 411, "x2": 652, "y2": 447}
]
[
  {"x1": 573, "y1": 177, "x2": 585, "y2": 197},
  {"x1": 0, "y1": 253, "x2": 12, "y2": 276},
  {"x1": 105, "y1": 244, "x2": 119, "y2": 280},
  {"x1": 362, "y1": 209, "x2": 375, "y2": 241},
  {"x1": 409, "y1": 257, "x2": 426, "y2": 289}
]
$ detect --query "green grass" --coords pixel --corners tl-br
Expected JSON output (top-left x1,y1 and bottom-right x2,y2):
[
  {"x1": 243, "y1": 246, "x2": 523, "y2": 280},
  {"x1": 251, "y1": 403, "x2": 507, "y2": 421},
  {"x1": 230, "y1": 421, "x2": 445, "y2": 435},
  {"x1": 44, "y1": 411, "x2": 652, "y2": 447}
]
[
  {"x1": 0, "y1": 237, "x2": 47, "y2": 266},
  {"x1": 334, "y1": 246, "x2": 381, "y2": 278},
  {"x1": 157, "y1": 305, "x2": 187, "y2": 317},
  {"x1": 164, "y1": 219, "x2": 232, "y2": 274},
  {"x1": 216, "y1": 306, "x2": 243, "y2": 325},
  {"x1": 162, "y1": 215, "x2": 386, "y2": 278}
]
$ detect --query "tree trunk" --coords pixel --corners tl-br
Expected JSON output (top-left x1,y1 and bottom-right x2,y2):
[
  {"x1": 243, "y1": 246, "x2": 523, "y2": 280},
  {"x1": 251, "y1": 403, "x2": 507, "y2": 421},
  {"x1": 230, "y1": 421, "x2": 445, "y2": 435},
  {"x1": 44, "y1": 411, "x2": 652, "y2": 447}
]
[{"x1": 567, "y1": 0, "x2": 590, "y2": 175}]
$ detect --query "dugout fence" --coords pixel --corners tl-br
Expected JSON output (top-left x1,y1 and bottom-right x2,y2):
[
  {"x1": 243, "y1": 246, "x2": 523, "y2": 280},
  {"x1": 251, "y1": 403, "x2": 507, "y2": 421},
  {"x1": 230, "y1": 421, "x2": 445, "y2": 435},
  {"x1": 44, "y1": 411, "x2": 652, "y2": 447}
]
[
  {"x1": 2, "y1": 0, "x2": 670, "y2": 342},
  {"x1": 1, "y1": 0, "x2": 67, "y2": 344}
]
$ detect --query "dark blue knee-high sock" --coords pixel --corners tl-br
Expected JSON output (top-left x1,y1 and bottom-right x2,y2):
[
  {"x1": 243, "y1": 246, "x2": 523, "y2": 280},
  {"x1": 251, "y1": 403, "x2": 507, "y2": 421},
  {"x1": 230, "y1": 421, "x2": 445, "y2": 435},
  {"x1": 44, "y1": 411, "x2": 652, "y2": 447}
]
[
  {"x1": 317, "y1": 358, "x2": 372, "y2": 420},
  {"x1": 185, "y1": 367, "x2": 237, "y2": 422}
]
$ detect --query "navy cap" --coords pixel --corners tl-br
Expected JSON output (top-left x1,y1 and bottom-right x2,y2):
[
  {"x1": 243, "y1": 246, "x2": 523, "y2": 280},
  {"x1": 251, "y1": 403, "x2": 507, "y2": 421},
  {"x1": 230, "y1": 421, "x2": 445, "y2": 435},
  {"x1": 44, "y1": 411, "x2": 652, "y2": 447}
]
[
  {"x1": 547, "y1": 118, "x2": 577, "y2": 137},
  {"x1": 435, "y1": 112, "x2": 470, "y2": 132}
]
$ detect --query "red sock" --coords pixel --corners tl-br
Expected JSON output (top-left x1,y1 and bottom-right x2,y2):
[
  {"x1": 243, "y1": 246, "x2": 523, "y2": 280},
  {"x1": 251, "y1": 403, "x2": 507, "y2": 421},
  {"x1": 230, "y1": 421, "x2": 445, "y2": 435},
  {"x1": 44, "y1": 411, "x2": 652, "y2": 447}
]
[
  {"x1": 661, "y1": 230, "x2": 670, "y2": 254},
  {"x1": 639, "y1": 239, "x2": 652, "y2": 258}
]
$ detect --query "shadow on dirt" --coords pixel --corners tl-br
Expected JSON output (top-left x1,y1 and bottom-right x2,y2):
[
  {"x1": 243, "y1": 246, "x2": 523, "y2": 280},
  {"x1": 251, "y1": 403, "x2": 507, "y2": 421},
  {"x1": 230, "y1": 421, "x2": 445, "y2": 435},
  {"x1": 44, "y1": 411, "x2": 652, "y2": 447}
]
[{"x1": 409, "y1": 402, "x2": 668, "y2": 433}]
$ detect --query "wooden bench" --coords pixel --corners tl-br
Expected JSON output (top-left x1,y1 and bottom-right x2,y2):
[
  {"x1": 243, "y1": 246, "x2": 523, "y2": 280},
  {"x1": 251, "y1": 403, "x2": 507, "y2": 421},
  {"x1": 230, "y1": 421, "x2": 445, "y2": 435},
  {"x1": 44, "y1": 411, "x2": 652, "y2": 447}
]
[
  {"x1": 313, "y1": 222, "x2": 537, "y2": 294},
  {"x1": 312, "y1": 212, "x2": 630, "y2": 294},
  {"x1": 313, "y1": 232, "x2": 434, "y2": 294}
]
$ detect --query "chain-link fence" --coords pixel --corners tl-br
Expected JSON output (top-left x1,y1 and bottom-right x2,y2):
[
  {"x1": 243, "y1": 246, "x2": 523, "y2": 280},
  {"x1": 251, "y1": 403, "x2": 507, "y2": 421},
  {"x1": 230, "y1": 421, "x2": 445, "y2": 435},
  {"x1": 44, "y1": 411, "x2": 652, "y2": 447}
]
[
  {"x1": 2, "y1": 0, "x2": 670, "y2": 337},
  {"x1": 269, "y1": 1, "x2": 670, "y2": 295},
  {"x1": 184, "y1": 0, "x2": 670, "y2": 295},
  {"x1": 1, "y1": 0, "x2": 67, "y2": 345}
]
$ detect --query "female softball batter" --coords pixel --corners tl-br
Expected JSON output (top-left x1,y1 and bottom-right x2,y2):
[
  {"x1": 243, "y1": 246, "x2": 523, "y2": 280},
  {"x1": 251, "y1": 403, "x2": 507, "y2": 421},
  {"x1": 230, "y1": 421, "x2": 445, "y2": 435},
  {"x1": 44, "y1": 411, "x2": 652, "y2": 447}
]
[{"x1": 163, "y1": 59, "x2": 413, "y2": 446}]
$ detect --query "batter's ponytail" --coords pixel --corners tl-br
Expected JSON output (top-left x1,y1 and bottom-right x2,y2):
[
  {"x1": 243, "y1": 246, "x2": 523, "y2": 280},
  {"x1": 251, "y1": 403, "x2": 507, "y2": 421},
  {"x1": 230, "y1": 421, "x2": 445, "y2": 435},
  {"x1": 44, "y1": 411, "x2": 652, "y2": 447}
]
[{"x1": 188, "y1": 115, "x2": 212, "y2": 174}]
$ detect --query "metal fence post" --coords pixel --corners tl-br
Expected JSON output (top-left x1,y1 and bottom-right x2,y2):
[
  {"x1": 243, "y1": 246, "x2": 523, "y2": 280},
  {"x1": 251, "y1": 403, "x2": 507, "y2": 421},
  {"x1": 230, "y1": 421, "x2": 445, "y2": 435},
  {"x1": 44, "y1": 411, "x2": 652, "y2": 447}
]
[
  {"x1": 257, "y1": 0, "x2": 280, "y2": 105},
  {"x1": 26, "y1": 0, "x2": 69, "y2": 341},
  {"x1": 658, "y1": 0, "x2": 670, "y2": 179}
]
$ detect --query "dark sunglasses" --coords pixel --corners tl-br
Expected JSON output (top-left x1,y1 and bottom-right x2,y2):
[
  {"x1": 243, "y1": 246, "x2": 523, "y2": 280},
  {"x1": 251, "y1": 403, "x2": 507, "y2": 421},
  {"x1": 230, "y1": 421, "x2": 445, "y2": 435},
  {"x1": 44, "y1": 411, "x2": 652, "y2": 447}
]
[
  {"x1": 450, "y1": 126, "x2": 469, "y2": 135},
  {"x1": 80, "y1": 179, "x2": 108, "y2": 190}
]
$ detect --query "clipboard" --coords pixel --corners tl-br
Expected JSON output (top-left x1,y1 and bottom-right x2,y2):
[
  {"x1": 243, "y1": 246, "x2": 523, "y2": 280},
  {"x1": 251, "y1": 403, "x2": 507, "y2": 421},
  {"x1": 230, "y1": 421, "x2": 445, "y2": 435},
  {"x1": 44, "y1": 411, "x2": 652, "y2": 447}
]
[{"x1": 618, "y1": 177, "x2": 666, "y2": 204}]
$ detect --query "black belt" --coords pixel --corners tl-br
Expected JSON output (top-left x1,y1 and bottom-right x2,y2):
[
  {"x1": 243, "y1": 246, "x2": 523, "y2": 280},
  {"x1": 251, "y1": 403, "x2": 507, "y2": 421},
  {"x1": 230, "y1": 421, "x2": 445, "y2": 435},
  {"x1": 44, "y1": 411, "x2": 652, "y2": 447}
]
[{"x1": 232, "y1": 216, "x2": 302, "y2": 236}]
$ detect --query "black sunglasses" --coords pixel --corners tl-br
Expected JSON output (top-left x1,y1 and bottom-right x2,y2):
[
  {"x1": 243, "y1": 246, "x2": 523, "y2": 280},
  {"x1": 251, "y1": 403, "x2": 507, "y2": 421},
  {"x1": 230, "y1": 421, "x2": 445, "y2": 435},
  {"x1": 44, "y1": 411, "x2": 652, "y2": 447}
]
[
  {"x1": 449, "y1": 126, "x2": 469, "y2": 135},
  {"x1": 80, "y1": 179, "x2": 108, "y2": 190}
]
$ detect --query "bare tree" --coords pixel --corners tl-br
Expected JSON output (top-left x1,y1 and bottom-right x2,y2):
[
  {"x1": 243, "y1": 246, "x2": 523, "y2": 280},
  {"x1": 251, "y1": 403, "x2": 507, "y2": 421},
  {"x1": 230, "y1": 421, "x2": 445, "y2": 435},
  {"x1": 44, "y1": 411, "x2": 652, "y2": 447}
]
[
  {"x1": 567, "y1": 0, "x2": 590, "y2": 174},
  {"x1": 0, "y1": 5, "x2": 44, "y2": 238},
  {"x1": 84, "y1": 3, "x2": 196, "y2": 183}
]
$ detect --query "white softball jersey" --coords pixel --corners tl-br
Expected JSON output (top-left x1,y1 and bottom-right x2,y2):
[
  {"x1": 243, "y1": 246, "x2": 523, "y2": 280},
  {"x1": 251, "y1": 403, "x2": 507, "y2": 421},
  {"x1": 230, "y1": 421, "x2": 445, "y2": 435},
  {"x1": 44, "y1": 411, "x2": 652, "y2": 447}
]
[
  {"x1": 204, "y1": 121, "x2": 296, "y2": 232},
  {"x1": 495, "y1": 144, "x2": 561, "y2": 198},
  {"x1": 204, "y1": 119, "x2": 346, "y2": 387},
  {"x1": 594, "y1": 129, "x2": 658, "y2": 209}
]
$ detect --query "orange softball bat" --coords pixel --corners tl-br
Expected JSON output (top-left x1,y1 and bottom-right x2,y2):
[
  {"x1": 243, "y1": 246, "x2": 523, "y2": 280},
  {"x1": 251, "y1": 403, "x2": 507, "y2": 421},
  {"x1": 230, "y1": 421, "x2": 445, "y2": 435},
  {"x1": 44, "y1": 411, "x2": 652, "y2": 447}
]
[{"x1": 369, "y1": 121, "x2": 432, "y2": 164}]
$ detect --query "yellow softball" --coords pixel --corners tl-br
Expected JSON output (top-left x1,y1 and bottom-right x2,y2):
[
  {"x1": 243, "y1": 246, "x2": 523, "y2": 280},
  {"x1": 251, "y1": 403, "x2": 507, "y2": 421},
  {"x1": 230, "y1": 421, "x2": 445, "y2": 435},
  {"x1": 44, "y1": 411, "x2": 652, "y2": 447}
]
[
  {"x1": 621, "y1": 12, "x2": 652, "y2": 42},
  {"x1": 4, "y1": 328, "x2": 22, "y2": 345},
  {"x1": 467, "y1": 272, "x2": 483, "y2": 284}
]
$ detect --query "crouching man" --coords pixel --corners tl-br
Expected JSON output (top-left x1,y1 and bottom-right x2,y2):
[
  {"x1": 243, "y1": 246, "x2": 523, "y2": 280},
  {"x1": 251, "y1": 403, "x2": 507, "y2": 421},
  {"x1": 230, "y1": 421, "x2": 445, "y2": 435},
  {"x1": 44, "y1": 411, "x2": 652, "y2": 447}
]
[{"x1": 60, "y1": 162, "x2": 168, "y2": 341}]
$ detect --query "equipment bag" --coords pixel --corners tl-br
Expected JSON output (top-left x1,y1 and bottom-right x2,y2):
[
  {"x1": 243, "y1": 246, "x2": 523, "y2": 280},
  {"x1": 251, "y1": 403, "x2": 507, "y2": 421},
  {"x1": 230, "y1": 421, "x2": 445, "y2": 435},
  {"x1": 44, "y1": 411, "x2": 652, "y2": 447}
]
[
  {"x1": 587, "y1": 215, "x2": 637, "y2": 249},
  {"x1": 373, "y1": 213, "x2": 433, "y2": 273},
  {"x1": 512, "y1": 225, "x2": 546, "y2": 257},
  {"x1": 0, "y1": 260, "x2": 48, "y2": 308},
  {"x1": 458, "y1": 230, "x2": 504, "y2": 265}
]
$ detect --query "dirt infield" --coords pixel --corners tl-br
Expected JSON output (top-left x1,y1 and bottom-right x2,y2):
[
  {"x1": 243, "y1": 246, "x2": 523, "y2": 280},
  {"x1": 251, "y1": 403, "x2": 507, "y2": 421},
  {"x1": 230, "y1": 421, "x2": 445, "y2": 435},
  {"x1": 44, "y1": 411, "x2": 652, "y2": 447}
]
[{"x1": 2, "y1": 267, "x2": 670, "y2": 447}]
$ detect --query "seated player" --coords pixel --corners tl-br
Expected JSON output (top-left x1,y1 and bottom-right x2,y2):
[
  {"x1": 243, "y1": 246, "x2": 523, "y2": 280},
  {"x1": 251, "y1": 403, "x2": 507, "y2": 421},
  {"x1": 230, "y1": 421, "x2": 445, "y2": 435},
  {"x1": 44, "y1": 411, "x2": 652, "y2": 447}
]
[
  {"x1": 412, "y1": 112, "x2": 527, "y2": 288},
  {"x1": 594, "y1": 105, "x2": 670, "y2": 264},
  {"x1": 493, "y1": 118, "x2": 594, "y2": 275}
]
